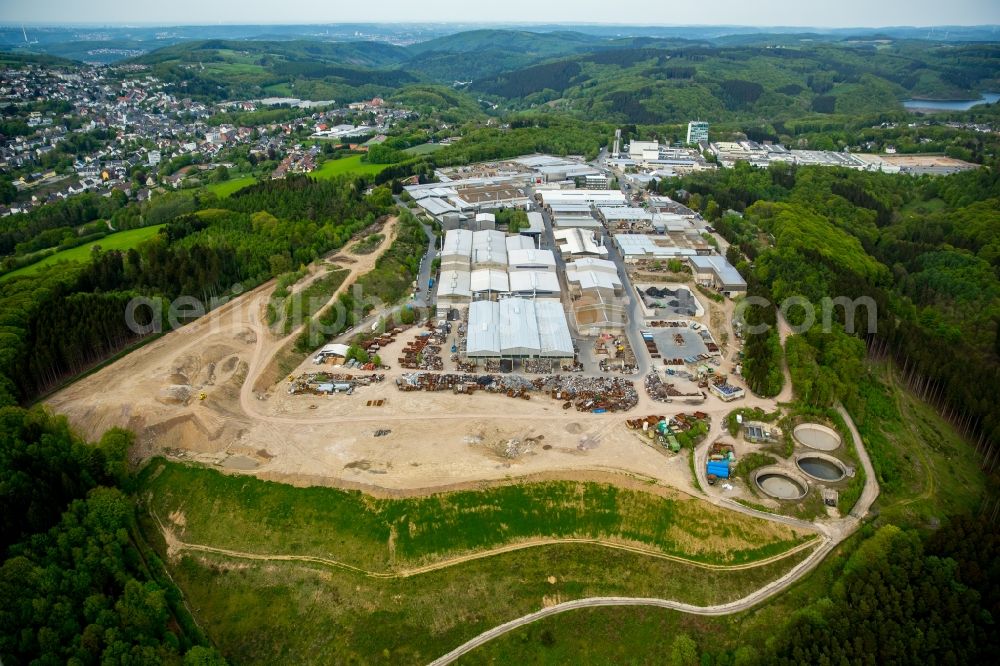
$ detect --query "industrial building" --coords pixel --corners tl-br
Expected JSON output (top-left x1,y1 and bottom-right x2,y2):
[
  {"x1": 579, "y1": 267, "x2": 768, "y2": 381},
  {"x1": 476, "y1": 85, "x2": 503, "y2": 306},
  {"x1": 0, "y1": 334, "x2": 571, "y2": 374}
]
[
  {"x1": 537, "y1": 189, "x2": 627, "y2": 208},
  {"x1": 405, "y1": 180, "x2": 530, "y2": 227},
  {"x1": 436, "y1": 229, "x2": 563, "y2": 312},
  {"x1": 466, "y1": 298, "x2": 574, "y2": 358},
  {"x1": 688, "y1": 255, "x2": 748, "y2": 296},
  {"x1": 687, "y1": 121, "x2": 709, "y2": 145},
  {"x1": 565, "y1": 258, "x2": 627, "y2": 335},
  {"x1": 520, "y1": 211, "x2": 545, "y2": 241},
  {"x1": 553, "y1": 228, "x2": 608, "y2": 259},
  {"x1": 615, "y1": 233, "x2": 712, "y2": 261}
]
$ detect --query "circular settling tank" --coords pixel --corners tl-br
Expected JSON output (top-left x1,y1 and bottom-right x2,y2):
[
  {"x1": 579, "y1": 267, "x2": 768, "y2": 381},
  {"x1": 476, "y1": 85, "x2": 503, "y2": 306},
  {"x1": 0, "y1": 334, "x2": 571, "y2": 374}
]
[
  {"x1": 797, "y1": 455, "x2": 846, "y2": 482},
  {"x1": 793, "y1": 423, "x2": 842, "y2": 451},
  {"x1": 755, "y1": 469, "x2": 808, "y2": 500}
]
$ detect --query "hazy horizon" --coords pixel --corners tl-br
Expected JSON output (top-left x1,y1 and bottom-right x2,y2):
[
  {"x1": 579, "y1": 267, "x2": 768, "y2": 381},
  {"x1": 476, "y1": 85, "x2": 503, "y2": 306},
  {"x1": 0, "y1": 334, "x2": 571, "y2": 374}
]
[{"x1": 2, "y1": 0, "x2": 999, "y2": 29}]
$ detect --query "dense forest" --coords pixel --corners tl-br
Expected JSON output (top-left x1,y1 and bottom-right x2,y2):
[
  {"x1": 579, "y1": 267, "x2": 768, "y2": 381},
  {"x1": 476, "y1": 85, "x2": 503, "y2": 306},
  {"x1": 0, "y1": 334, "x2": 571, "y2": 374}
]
[
  {"x1": 763, "y1": 518, "x2": 998, "y2": 664},
  {"x1": 662, "y1": 163, "x2": 1000, "y2": 456},
  {"x1": 0, "y1": 408, "x2": 226, "y2": 663},
  {"x1": 0, "y1": 174, "x2": 393, "y2": 404}
]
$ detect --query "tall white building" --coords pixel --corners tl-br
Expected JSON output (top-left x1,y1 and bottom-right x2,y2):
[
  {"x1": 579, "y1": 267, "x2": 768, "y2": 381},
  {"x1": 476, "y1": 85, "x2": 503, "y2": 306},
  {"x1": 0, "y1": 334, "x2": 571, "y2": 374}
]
[{"x1": 687, "y1": 121, "x2": 709, "y2": 145}]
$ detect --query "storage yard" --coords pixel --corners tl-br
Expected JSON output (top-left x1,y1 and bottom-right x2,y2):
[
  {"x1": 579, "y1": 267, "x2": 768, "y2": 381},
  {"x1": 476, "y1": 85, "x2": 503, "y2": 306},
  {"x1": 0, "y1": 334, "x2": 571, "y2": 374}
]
[{"x1": 43, "y1": 155, "x2": 776, "y2": 497}]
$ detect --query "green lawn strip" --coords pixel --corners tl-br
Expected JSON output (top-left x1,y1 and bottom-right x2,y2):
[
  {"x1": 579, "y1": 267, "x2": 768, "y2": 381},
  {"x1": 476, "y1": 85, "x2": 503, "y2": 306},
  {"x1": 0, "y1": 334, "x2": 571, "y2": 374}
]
[
  {"x1": 140, "y1": 460, "x2": 808, "y2": 570},
  {"x1": 312, "y1": 154, "x2": 389, "y2": 179},
  {"x1": 205, "y1": 176, "x2": 256, "y2": 198},
  {"x1": 403, "y1": 142, "x2": 445, "y2": 155},
  {"x1": 160, "y1": 539, "x2": 812, "y2": 666},
  {"x1": 1, "y1": 225, "x2": 165, "y2": 281}
]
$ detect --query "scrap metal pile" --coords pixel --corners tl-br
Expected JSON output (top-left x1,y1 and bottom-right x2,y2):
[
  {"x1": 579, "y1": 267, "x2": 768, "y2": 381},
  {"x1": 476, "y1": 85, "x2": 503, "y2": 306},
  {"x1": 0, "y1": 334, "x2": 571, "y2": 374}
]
[
  {"x1": 396, "y1": 373, "x2": 638, "y2": 412},
  {"x1": 522, "y1": 359, "x2": 554, "y2": 374},
  {"x1": 644, "y1": 372, "x2": 704, "y2": 403},
  {"x1": 624, "y1": 411, "x2": 710, "y2": 452},
  {"x1": 289, "y1": 372, "x2": 384, "y2": 395},
  {"x1": 398, "y1": 331, "x2": 444, "y2": 370}
]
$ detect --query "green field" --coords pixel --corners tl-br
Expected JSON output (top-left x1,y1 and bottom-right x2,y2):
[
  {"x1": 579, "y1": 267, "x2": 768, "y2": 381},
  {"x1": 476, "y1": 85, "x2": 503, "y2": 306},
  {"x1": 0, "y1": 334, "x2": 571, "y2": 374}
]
[
  {"x1": 312, "y1": 154, "x2": 389, "y2": 179},
  {"x1": 158, "y1": 541, "x2": 811, "y2": 666},
  {"x1": 141, "y1": 461, "x2": 810, "y2": 570},
  {"x1": 138, "y1": 461, "x2": 814, "y2": 664},
  {"x1": 403, "y1": 142, "x2": 445, "y2": 155},
  {"x1": 1, "y1": 225, "x2": 165, "y2": 281},
  {"x1": 205, "y1": 175, "x2": 256, "y2": 198}
]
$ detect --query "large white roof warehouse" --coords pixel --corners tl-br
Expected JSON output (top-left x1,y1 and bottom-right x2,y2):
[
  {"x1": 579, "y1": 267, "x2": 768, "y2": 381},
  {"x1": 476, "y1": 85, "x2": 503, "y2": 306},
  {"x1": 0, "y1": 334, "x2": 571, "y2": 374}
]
[
  {"x1": 538, "y1": 189, "x2": 628, "y2": 207},
  {"x1": 466, "y1": 298, "x2": 574, "y2": 358}
]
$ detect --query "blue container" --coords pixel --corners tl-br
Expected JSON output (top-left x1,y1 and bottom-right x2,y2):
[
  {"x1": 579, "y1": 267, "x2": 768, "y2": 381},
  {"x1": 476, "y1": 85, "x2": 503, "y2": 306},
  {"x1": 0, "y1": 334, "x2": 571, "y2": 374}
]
[{"x1": 706, "y1": 461, "x2": 730, "y2": 478}]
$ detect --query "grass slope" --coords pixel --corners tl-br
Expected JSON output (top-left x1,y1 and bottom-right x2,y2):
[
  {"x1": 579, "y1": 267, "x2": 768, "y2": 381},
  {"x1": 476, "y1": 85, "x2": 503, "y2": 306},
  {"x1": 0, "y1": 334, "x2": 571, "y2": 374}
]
[
  {"x1": 149, "y1": 524, "x2": 811, "y2": 665},
  {"x1": 205, "y1": 175, "x2": 256, "y2": 198},
  {"x1": 1, "y1": 225, "x2": 164, "y2": 281},
  {"x1": 141, "y1": 461, "x2": 808, "y2": 570},
  {"x1": 312, "y1": 154, "x2": 388, "y2": 179}
]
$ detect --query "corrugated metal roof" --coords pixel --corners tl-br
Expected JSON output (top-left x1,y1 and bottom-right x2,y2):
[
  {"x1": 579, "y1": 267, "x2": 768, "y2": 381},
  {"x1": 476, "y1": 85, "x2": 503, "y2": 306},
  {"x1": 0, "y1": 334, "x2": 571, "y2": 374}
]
[
  {"x1": 508, "y1": 271, "x2": 560, "y2": 294},
  {"x1": 470, "y1": 268, "x2": 509, "y2": 293},
  {"x1": 466, "y1": 297, "x2": 573, "y2": 358},
  {"x1": 436, "y1": 269, "x2": 471, "y2": 298},
  {"x1": 505, "y1": 235, "x2": 535, "y2": 252},
  {"x1": 442, "y1": 229, "x2": 473, "y2": 259},
  {"x1": 535, "y1": 299, "x2": 574, "y2": 357},
  {"x1": 689, "y1": 255, "x2": 747, "y2": 288},
  {"x1": 508, "y1": 248, "x2": 556, "y2": 270},
  {"x1": 471, "y1": 230, "x2": 507, "y2": 267},
  {"x1": 466, "y1": 300, "x2": 500, "y2": 355},
  {"x1": 553, "y1": 228, "x2": 607, "y2": 257}
]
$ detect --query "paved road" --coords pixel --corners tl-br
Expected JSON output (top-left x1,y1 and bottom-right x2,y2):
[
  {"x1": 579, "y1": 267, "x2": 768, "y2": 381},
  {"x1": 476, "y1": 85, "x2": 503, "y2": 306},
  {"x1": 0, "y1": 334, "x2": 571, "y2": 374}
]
[{"x1": 602, "y1": 232, "x2": 652, "y2": 377}]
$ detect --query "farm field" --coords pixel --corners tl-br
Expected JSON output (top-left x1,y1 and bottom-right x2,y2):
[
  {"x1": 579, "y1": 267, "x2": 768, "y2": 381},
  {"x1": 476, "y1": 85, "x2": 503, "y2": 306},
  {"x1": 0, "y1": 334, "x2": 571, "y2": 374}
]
[
  {"x1": 206, "y1": 175, "x2": 256, "y2": 197},
  {"x1": 404, "y1": 142, "x2": 445, "y2": 155},
  {"x1": 1, "y1": 225, "x2": 165, "y2": 281},
  {"x1": 312, "y1": 153, "x2": 389, "y2": 179}
]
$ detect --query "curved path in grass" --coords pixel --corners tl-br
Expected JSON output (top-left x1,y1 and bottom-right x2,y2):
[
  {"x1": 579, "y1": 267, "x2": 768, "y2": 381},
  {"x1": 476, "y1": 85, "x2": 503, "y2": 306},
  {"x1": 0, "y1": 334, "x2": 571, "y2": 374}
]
[
  {"x1": 429, "y1": 402, "x2": 880, "y2": 665},
  {"x1": 155, "y1": 510, "x2": 820, "y2": 579}
]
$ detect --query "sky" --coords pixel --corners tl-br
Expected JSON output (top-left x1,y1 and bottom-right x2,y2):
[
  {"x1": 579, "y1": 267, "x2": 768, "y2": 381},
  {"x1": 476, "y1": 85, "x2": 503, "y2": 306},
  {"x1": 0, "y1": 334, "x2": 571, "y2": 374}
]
[{"x1": 2, "y1": 0, "x2": 999, "y2": 27}]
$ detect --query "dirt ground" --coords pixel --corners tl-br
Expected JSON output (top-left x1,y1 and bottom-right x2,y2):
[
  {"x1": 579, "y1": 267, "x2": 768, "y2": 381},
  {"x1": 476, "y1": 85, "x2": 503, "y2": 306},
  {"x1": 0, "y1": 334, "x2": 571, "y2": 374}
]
[{"x1": 46, "y1": 217, "x2": 787, "y2": 496}]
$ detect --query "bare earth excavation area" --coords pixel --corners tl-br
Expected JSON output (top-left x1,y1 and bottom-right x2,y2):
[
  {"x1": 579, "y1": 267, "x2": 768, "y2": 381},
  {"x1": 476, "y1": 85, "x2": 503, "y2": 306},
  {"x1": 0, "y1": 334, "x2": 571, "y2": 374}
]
[{"x1": 48, "y1": 219, "x2": 698, "y2": 493}]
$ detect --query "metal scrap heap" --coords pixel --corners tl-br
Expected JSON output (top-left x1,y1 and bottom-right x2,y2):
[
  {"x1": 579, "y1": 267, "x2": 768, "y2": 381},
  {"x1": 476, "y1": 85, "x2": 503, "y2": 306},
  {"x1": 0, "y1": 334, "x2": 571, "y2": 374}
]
[
  {"x1": 644, "y1": 372, "x2": 703, "y2": 403},
  {"x1": 398, "y1": 331, "x2": 444, "y2": 371},
  {"x1": 395, "y1": 373, "x2": 638, "y2": 412}
]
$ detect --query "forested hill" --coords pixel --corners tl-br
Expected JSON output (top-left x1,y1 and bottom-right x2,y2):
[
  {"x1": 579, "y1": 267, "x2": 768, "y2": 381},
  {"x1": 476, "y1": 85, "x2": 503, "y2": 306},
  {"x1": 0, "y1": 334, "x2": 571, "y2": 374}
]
[
  {"x1": 120, "y1": 31, "x2": 1000, "y2": 114},
  {"x1": 468, "y1": 41, "x2": 1000, "y2": 122},
  {"x1": 660, "y1": 163, "x2": 1000, "y2": 455}
]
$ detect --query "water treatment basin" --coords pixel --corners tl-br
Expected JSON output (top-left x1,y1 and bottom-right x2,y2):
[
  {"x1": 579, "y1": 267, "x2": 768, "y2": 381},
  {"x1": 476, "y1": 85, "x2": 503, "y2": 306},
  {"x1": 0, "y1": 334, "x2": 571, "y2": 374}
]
[
  {"x1": 754, "y1": 467, "x2": 808, "y2": 500},
  {"x1": 793, "y1": 423, "x2": 842, "y2": 451},
  {"x1": 796, "y1": 454, "x2": 847, "y2": 482}
]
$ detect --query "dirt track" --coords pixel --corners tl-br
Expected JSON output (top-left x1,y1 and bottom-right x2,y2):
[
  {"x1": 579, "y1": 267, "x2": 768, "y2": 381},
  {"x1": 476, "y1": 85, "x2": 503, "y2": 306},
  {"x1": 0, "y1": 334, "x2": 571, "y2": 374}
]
[
  {"x1": 154, "y1": 508, "x2": 820, "y2": 577},
  {"x1": 45, "y1": 223, "x2": 832, "y2": 497}
]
